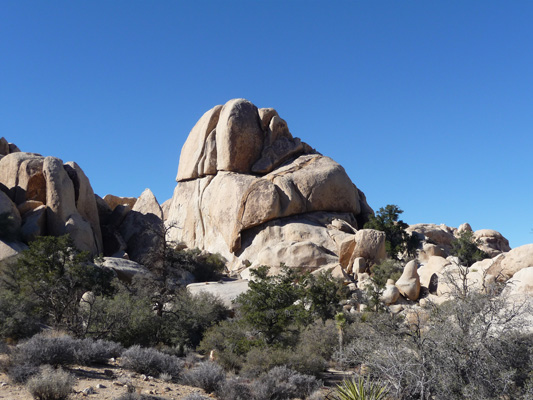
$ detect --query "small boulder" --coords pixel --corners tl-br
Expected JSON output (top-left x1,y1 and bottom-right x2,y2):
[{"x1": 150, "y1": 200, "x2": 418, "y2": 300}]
[
  {"x1": 395, "y1": 260, "x2": 421, "y2": 300},
  {"x1": 381, "y1": 279, "x2": 400, "y2": 305}
]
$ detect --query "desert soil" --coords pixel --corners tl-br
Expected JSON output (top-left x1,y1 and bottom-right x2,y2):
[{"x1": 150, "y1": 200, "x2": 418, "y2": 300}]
[{"x1": 0, "y1": 359, "x2": 210, "y2": 400}]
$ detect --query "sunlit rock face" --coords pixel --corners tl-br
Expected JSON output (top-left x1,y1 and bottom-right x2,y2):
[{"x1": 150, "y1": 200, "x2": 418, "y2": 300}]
[{"x1": 166, "y1": 99, "x2": 373, "y2": 274}]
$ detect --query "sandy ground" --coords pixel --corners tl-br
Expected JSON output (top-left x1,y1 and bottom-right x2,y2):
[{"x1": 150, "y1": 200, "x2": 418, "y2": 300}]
[{"x1": 0, "y1": 359, "x2": 210, "y2": 400}]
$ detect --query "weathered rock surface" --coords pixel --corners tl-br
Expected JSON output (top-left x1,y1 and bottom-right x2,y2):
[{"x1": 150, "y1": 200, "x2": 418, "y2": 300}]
[
  {"x1": 502, "y1": 267, "x2": 533, "y2": 297},
  {"x1": 187, "y1": 280, "x2": 250, "y2": 309},
  {"x1": 21, "y1": 205, "x2": 47, "y2": 242},
  {"x1": 487, "y1": 244, "x2": 533, "y2": 281},
  {"x1": 0, "y1": 152, "x2": 46, "y2": 205},
  {"x1": 381, "y1": 279, "x2": 400, "y2": 305},
  {"x1": 0, "y1": 145, "x2": 103, "y2": 255},
  {"x1": 474, "y1": 229, "x2": 511, "y2": 257},
  {"x1": 103, "y1": 194, "x2": 137, "y2": 211},
  {"x1": 395, "y1": 260, "x2": 421, "y2": 300},
  {"x1": 166, "y1": 99, "x2": 372, "y2": 272},
  {"x1": 349, "y1": 229, "x2": 386, "y2": 267},
  {"x1": 410, "y1": 222, "x2": 510, "y2": 261},
  {"x1": 0, "y1": 190, "x2": 21, "y2": 237},
  {"x1": 0, "y1": 239, "x2": 27, "y2": 263},
  {"x1": 418, "y1": 256, "x2": 451, "y2": 289},
  {"x1": 119, "y1": 189, "x2": 164, "y2": 265},
  {"x1": 99, "y1": 257, "x2": 150, "y2": 282}
]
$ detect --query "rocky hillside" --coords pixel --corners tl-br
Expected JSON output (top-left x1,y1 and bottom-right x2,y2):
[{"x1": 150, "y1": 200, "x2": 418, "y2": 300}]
[{"x1": 1, "y1": 99, "x2": 532, "y2": 307}]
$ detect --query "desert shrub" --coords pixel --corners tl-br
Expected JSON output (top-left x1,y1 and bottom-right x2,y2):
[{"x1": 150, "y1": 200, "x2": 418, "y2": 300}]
[
  {"x1": 81, "y1": 289, "x2": 161, "y2": 347},
  {"x1": 301, "y1": 271, "x2": 348, "y2": 322},
  {"x1": 160, "y1": 290, "x2": 228, "y2": 349},
  {"x1": 121, "y1": 345, "x2": 183, "y2": 379},
  {"x1": 14, "y1": 334, "x2": 77, "y2": 367},
  {"x1": 164, "y1": 248, "x2": 226, "y2": 282},
  {"x1": 5, "y1": 362, "x2": 40, "y2": 384},
  {"x1": 25, "y1": 365, "x2": 75, "y2": 400},
  {"x1": 73, "y1": 338, "x2": 123, "y2": 365},
  {"x1": 297, "y1": 319, "x2": 339, "y2": 361},
  {"x1": 113, "y1": 394, "x2": 158, "y2": 400},
  {"x1": 215, "y1": 377, "x2": 254, "y2": 400},
  {"x1": 450, "y1": 230, "x2": 489, "y2": 267},
  {"x1": 235, "y1": 266, "x2": 309, "y2": 345},
  {"x1": 198, "y1": 319, "x2": 258, "y2": 372},
  {"x1": 182, "y1": 361, "x2": 226, "y2": 393},
  {"x1": 242, "y1": 346, "x2": 326, "y2": 378},
  {"x1": 252, "y1": 366, "x2": 322, "y2": 400},
  {"x1": 0, "y1": 288, "x2": 42, "y2": 340},
  {"x1": 183, "y1": 394, "x2": 210, "y2": 400}
]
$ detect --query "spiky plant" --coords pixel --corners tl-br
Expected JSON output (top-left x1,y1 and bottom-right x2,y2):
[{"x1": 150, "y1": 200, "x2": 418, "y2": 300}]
[{"x1": 332, "y1": 376, "x2": 389, "y2": 400}]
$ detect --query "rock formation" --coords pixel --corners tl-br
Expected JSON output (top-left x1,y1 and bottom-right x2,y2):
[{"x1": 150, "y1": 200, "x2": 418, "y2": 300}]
[
  {"x1": 408, "y1": 222, "x2": 510, "y2": 262},
  {"x1": 165, "y1": 99, "x2": 373, "y2": 273},
  {"x1": 0, "y1": 141, "x2": 103, "y2": 256}
]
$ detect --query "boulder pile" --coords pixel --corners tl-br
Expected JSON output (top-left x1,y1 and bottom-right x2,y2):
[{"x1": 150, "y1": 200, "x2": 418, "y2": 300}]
[
  {"x1": 0, "y1": 142, "x2": 103, "y2": 256},
  {"x1": 165, "y1": 99, "x2": 374, "y2": 274},
  {"x1": 0, "y1": 138, "x2": 164, "y2": 269}
]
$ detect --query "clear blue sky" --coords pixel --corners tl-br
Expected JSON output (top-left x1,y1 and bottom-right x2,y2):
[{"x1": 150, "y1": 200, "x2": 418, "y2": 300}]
[{"x1": 2, "y1": 1, "x2": 532, "y2": 248}]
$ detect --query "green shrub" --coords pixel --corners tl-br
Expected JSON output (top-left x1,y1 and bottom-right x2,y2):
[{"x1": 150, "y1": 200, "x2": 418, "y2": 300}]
[
  {"x1": 252, "y1": 366, "x2": 322, "y2": 400},
  {"x1": 364, "y1": 204, "x2": 418, "y2": 259},
  {"x1": 1, "y1": 235, "x2": 114, "y2": 334},
  {"x1": 242, "y1": 346, "x2": 326, "y2": 378},
  {"x1": 25, "y1": 365, "x2": 75, "y2": 400},
  {"x1": 215, "y1": 377, "x2": 253, "y2": 400},
  {"x1": 0, "y1": 288, "x2": 42, "y2": 341},
  {"x1": 198, "y1": 319, "x2": 257, "y2": 372}
]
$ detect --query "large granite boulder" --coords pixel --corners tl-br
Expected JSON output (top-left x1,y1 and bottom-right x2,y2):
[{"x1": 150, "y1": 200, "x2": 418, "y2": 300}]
[
  {"x1": 166, "y1": 99, "x2": 373, "y2": 273},
  {"x1": 487, "y1": 244, "x2": 533, "y2": 281},
  {"x1": 473, "y1": 229, "x2": 511, "y2": 257}
]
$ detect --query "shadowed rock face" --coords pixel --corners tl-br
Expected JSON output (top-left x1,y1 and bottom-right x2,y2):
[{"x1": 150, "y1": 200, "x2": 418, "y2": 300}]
[{"x1": 166, "y1": 99, "x2": 373, "y2": 273}]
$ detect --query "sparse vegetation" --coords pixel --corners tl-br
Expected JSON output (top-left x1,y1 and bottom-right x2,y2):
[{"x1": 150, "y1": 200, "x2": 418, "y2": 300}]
[{"x1": 121, "y1": 345, "x2": 184, "y2": 380}]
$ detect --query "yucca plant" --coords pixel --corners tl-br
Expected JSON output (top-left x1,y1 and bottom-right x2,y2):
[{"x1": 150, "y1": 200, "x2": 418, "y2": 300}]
[{"x1": 331, "y1": 376, "x2": 389, "y2": 400}]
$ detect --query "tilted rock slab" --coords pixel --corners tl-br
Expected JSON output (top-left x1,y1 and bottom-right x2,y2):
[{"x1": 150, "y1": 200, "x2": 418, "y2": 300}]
[{"x1": 166, "y1": 99, "x2": 373, "y2": 273}]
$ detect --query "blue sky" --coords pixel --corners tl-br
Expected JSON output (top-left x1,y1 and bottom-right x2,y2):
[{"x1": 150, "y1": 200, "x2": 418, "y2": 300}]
[{"x1": 2, "y1": 1, "x2": 532, "y2": 248}]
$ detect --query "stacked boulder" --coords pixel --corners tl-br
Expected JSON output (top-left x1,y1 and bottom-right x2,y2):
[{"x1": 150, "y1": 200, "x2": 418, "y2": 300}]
[
  {"x1": 407, "y1": 222, "x2": 511, "y2": 262},
  {"x1": 0, "y1": 140, "x2": 103, "y2": 258},
  {"x1": 165, "y1": 99, "x2": 374, "y2": 274}
]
